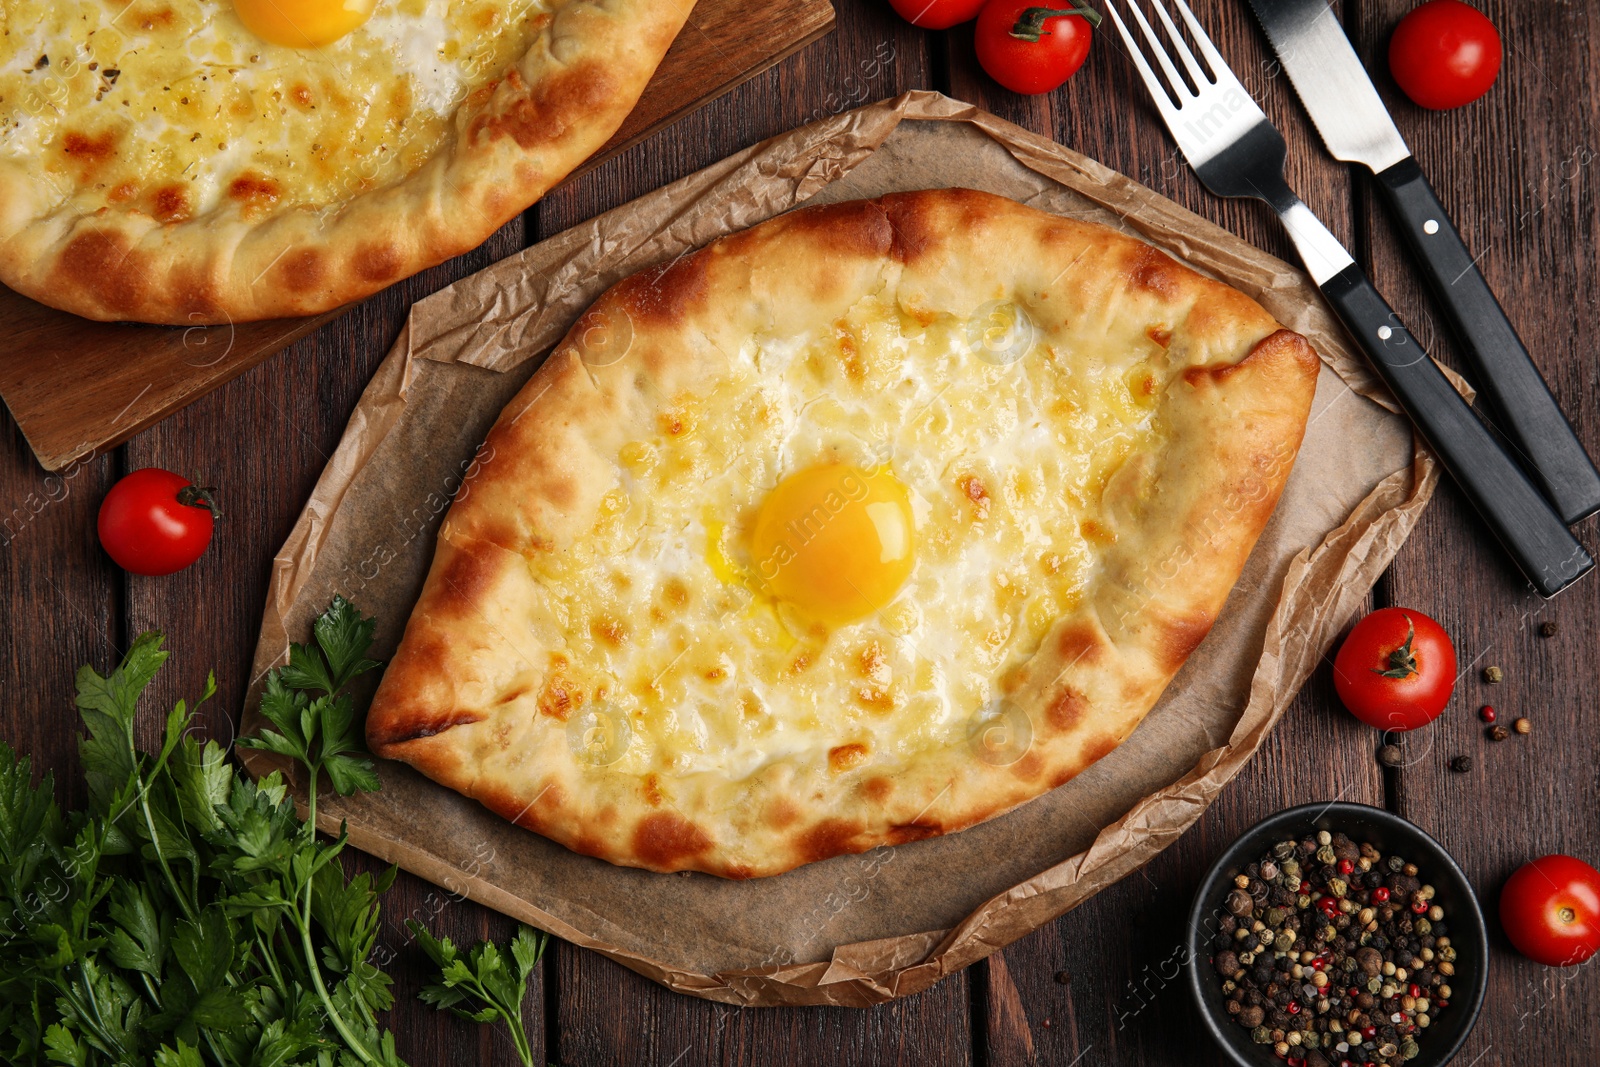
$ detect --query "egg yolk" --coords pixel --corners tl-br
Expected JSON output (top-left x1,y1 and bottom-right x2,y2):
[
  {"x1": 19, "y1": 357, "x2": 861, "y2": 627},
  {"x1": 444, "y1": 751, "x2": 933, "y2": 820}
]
[
  {"x1": 749, "y1": 463, "x2": 915, "y2": 626},
  {"x1": 233, "y1": 0, "x2": 377, "y2": 47}
]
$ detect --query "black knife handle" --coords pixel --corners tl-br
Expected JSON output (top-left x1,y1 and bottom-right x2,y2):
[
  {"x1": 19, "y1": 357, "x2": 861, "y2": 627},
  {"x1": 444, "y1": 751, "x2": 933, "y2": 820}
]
[
  {"x1": 1322, "y1": 264, "x2": 1593, "y2": 597},
  {"x1": 1376, "y1": 158, "x2": 1600, "y2": 525}
]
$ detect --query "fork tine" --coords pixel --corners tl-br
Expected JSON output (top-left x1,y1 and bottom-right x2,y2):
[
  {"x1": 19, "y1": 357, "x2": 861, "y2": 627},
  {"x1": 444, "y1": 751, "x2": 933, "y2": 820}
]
[
  {"x1": 1123, "y1": 2, "x2": 1194, "y2": 106},
  {"x1": 1170, "y1": 0, "x2": 1236, "y2": 90},
  {"x1": 1102, "y1": 2, "x2": 1185, "y2": 122},
  {"x1": 1147, "y1": 1, "x2": 1210, "y2": 89}
]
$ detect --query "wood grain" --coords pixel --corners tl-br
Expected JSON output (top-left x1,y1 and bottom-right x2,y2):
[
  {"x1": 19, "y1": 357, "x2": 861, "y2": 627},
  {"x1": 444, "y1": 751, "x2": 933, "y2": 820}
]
[
  {"x1": 0, "y1": 0, "x2": 836, "y2": 474},
  {"x1": 2, "y1": 0, "x2": 1598, "y2": 1064}
]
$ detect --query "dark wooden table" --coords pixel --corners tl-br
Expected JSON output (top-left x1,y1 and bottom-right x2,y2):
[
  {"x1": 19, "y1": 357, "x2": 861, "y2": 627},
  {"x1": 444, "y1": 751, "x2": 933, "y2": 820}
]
[{"x1": 4, "y1": 2, "x2": 1596, "y2": 1063}]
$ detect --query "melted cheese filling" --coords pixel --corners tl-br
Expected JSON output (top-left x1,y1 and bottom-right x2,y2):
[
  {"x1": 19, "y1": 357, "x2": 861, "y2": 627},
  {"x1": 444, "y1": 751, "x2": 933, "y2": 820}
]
[
  {"x1": 534, "y1": 293, "x2": 1174, "y2": 782},
  {"x1": 0, "y1": 0, "x2": 552, "y2": 219}
]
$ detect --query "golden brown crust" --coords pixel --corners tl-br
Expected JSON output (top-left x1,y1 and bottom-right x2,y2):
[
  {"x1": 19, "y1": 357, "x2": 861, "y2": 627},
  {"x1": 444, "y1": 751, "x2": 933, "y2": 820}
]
[
  {"x1": 0, "y1": 1, "x2": 694, "y2": 324},
  {"x1": 366, "y1": 188, "x2": 1321, "y2": 878}
]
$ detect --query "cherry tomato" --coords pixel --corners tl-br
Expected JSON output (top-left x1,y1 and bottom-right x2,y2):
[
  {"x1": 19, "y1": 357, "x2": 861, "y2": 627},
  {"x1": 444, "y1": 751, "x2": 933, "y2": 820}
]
[
  {"x1": 97, "y1": 468, "x2": 220, "y2": 576},
  {"x1": 886, "y1": 0, "x2": 986, "y2": 29},
  {"x1": 1332, "y1": 607, "x2": 1456, "y2": 731},
  {"x1": 1388, "y1": 1, "x2": 1502, "y2": 111},
  {"x1": 1500, "y1": 855, "x2": 1600, "y2": 966},
  {"x1": 975, "y1": 2, "x2": 1098, "y2": 96}
]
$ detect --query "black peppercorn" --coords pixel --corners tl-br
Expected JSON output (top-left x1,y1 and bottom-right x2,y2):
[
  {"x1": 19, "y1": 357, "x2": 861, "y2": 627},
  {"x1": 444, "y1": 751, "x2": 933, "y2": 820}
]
[
  {"x1": 1488, "y1": 724, "x2": 1510, "y2": 741},
  {"x1": 1449, "y1": 755, "x2": 1472, "y2": 772},
  {"x1": 1539, "y1": 620, "x2": 1558, "y2": 637}
]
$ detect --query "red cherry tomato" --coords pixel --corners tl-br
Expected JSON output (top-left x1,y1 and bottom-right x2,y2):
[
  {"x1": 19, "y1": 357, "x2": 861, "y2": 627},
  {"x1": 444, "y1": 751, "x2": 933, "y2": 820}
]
[
  {"x1": 886, "y1": 0, "x2": 985, "y2": 29},
  {"x1": 1500, "y1": 855, "x2": 1600, "y2": 966},
  {"x1": 1332, "y1": 607, "x2": 1457, "y2": 731},
  {"x1": 1388, "y1": 1, "x2": 1502, "y2": 110},
  {"x1": 975, "y1": 2, "x2": 1098, "y2": 95},
  {"x1": 97, "y1": 468, "x2": 220, "y2": 576}
]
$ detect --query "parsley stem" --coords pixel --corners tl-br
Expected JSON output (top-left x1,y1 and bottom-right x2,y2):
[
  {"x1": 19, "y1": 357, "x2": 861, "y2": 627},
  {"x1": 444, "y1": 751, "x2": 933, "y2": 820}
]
[
  {"x1": 132, "y1": 749, "x2": 200, "y2": 927},
  {"x1": 510, "y1": 1012, "x2": 534, "y2": 1067},
  {"x1": 73, "y1": 965, "x2": 129, "y2": 1062},
  {"x1": 256, "y1": 931, "x2": 290, "y2": 1000},
  {"x1": 297, "y1": 763, "x2": 385, "y2": 1067}
]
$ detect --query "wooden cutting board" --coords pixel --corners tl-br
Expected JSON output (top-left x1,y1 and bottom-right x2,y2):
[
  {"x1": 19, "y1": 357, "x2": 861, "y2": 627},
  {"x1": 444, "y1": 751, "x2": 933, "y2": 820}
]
[{"x1": 0, "y1": 0, "x2": 835, "y2": 472}]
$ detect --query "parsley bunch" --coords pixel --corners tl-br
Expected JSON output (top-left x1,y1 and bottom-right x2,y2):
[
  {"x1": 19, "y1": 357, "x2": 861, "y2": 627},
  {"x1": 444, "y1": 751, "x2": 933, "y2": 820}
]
[
  {"x1": 0, "y1": 597, "x2": 541, "y2": 1067},
  {"x1": 409, "y1": 923, "x2": 545, "y2": 1067}
]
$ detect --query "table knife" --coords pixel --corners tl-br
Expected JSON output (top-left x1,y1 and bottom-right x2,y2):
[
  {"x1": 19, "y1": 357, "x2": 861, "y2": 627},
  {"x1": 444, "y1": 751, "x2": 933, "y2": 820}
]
[{"x1": 1247, "y1": 0, "x2": 1600, "y2": 526}]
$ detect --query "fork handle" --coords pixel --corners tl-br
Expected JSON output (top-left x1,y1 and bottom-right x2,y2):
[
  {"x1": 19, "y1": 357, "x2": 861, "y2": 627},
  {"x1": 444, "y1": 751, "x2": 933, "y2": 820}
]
[
  {"x1": 1376, "y1": 158, "x2": 1600, "y2": 524},
  {"x1": 1320, "y1": 264, "x2": 1593, "y2": 598}
]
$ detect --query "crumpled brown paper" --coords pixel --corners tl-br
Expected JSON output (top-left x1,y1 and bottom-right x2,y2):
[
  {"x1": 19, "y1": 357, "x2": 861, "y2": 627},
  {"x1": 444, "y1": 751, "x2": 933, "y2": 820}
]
[{"x1": 242, "y1": 91, "x2": 1437, "y2": 1007}]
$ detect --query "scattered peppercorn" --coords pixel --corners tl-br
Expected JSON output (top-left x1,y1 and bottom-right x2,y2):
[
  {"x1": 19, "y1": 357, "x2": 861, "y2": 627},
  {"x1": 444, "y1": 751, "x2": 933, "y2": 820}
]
[
  {"x1": 1377, "y1": 744, "x2": 1403, "y2": 768},
  {"x1": 1539, "y1": 620, "x2": 1558, "y2": 637},
  {"x1": 1054, "y1": 970, "x2": 1071, "y2": 985},
  {"x1": 1514, "y1": 718, "x2": 1531, "y2": 735},
  {"x1": 1209, "y1": 834, "x2": 1454, "y2": 1065},
  {"x1": 1449, "y1": 755, "x2": 1472, "y2": 772},
  {"x1": 1479, "y1": 705, "x2": 1496, "y2": 723},
  {"x1": 1483, "y1": 665, "x2": 1503, "y2": 683},
  {"x1": 1487, "y1": 724, "x2": 1510, "y2": 742}
]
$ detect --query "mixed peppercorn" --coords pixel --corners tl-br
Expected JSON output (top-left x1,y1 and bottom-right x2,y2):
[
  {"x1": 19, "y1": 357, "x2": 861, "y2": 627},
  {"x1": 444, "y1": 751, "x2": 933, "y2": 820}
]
[{"x1": 1210, "y1": 831, "x2": 1457, "y2": 1066}]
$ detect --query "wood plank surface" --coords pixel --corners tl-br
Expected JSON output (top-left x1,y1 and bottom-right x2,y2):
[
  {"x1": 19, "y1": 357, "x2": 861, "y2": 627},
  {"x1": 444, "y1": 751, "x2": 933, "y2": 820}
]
[
  {"x1": 1355, "y1": 5, "x2": 1600, "y2": 1067},
  {"x1": 0, "y1": 0, "x2": 836, "y2": 474},
  {"x1": 2, "y1": 1, "x2": 1597, "y2": 1065}
]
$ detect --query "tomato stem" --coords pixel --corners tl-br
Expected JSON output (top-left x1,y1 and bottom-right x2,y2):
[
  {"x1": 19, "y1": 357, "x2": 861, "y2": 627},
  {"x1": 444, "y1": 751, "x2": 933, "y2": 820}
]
[
  {"x1": 1009, "y1": 5, "x2": 1103, "y2": 42},
  {"x1": 177, "y1": 482, "x2": 223, "y2": 521},
  {"x1": 1372, "y1": 617, "x2": 1418, "y2": 680}
]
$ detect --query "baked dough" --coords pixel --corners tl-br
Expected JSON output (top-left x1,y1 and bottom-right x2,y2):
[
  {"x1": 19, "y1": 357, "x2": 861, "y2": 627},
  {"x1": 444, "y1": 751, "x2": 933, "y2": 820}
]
[
  {"x1": 366, "y1": 188, "x2": 1320, "y2": 878},
  {"x1": 0, "y1": 0, "x2": 694, "y2": 323}
]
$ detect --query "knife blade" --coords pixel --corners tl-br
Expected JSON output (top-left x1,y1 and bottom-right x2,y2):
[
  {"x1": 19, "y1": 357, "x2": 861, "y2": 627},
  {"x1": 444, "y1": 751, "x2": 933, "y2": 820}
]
[{"x1": 1249, "y1": 0, "x2": 1600, "y2": 527}]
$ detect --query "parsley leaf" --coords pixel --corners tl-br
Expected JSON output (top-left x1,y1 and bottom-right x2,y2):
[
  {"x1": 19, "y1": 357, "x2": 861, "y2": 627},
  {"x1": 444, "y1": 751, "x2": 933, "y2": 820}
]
[{"x1": 241, "y1": 596, "x2": 383, "y2": 801}]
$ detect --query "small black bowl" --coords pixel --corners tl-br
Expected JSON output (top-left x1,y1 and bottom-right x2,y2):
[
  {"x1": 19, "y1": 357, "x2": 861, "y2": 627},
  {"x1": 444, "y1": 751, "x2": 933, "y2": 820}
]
[{"x1": 1186, "y1": 802, "x2": 1488, "y2": 1067}]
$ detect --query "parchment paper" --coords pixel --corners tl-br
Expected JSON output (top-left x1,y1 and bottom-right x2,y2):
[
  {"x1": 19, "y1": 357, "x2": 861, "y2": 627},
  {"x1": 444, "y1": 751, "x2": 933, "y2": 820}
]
[{"x1": 243, "y1": 92, "x2": 1437, "y2": 1007}]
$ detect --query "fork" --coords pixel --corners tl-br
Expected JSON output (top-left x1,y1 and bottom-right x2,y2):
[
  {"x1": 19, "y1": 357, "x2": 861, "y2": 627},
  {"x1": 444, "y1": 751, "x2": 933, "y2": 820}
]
[{"x1": 1104, "y1": 0, "x2": 1592, "y2": 598}]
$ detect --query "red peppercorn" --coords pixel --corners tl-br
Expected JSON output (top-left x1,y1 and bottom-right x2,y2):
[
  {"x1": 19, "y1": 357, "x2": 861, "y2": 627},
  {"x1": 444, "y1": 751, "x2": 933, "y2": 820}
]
[
  {"x1": 1480, "y1": 705, "x2": 1496, "y2": 723},
  {"x1": 1311, "y1": 956, "x2": 1327, "y2": 971},
  {"x1": 1373, "y1": 887, "x2": 1390, "y2": 903},
  {"x1": 1288, "y1": 1000, "x2": 1302, "y2": 1015},
  {"x1": 1412, "y1": 900, "x2": 1428, "y2": 913},
  {"x1": 1362, "y1": 1025, "x2": 1378, "y2": 1040},
  {"x1": 1409, "y1": 983, "x2": 1422, "y2": 998},
  {"x1": 1300, "y1": 880, "x2": 1312, "y2": 893},
  {"x1": 1339, "y1": 858, "x2": 1354, "y2": 875},
  {"x1": 1436, "y1": 999, "x2": 1448, "y2": 1008},
  {"x1": 1348, "y1": 987, "x2": 1360, "y2": 998}
]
